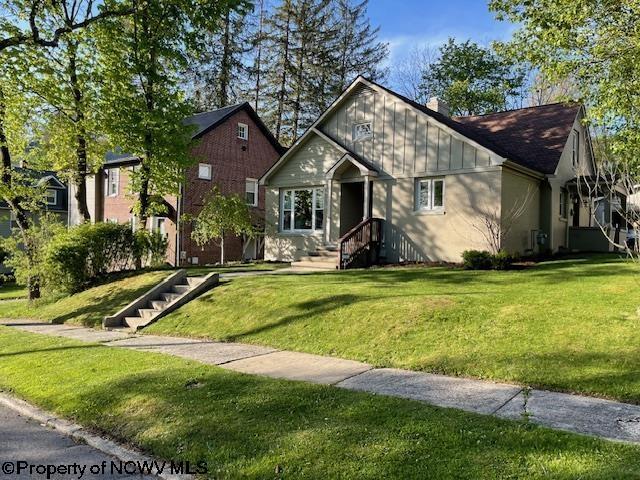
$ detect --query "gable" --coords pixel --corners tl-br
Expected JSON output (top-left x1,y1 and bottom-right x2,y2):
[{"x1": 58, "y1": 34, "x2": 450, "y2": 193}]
[
  {"x1": 318, "y1": 86, "x2": 498, "y2": 178},
  {"x1": 267, "y1": 133, "x2": 343, "y2": 186}
]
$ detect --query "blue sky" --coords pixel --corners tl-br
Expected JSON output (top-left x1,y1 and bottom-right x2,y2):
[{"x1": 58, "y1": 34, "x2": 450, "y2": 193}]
[{"x1": 367, "y1": 0, "x2": 517, "y2": 66}]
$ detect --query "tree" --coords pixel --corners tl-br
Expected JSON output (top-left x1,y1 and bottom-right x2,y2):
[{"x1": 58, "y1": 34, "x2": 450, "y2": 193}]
[
  {"x1": 490, "y1": 0, "x2": 640, "y2": 165},
  {"x1": 330, "y1": 0, "x2": 388, "y2": 93},
  {"x1": 391, "y1": 45, "x2": 438, "y2": 104},
  {"x1": 98, "y1": 0, "x2": 240, "y2": 232},
  {"x1": 189, "y1": 187, "x2": 255, "y2": 265},
  {"x1": 419, "y1": 38, "x2": 526, "y2": 116}
]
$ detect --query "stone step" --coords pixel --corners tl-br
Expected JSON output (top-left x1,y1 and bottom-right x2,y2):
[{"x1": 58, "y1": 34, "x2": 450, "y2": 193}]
[
  {"x1": 308, "y1": 250, "x2": 339, "y2": 258},
  {"x1": 161, "y1": 292, "x2": 181, "y2": 303},
  {"x1": 186, "y1": 276, "x2": 206, "y2": 287},
  {"x1": 299, "y1": 255, "x2": 339, "y2": 263},
  {"x1": 316, "y1": 245, "x2": 339, "y2": 252},
  {"x1": 291, "y1": 260, "x2": 338, "y2": 270},
  {"x1": 138, "y1": 308, "x2": 161, "y2": 320},
  {"x1": 123, "y1": 316, "x2": 148, "y2": 330},
  {"x1": 149, "y1": 300, "x2": 168, "y2": 311},
  {"x1": 172, "y1": 284, "x2": 190, "y2": 295}
]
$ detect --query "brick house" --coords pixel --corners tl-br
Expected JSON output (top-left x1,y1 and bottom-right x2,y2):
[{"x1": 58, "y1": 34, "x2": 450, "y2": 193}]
[{"x1": 73, "y1": 103, "x2": 283, "y2": 265}]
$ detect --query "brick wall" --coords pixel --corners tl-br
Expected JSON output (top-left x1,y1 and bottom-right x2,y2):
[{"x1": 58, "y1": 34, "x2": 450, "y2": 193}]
[{"x1": 101, "y1": 107, "x2": 281, "y2": 266}]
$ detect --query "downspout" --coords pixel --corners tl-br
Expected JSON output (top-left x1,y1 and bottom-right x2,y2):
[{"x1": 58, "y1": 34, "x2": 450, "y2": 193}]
[{"x1": 175, "y1": 182, "x2": 183, "y2": 267}]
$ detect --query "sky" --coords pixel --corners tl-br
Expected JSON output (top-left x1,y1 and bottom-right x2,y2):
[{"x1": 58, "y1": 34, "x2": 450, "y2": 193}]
[{"x1": 368, "y1": 0, "x2": 517, "y2": 68}]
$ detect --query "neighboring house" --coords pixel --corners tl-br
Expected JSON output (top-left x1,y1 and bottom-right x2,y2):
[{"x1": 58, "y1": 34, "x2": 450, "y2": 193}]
[
  {"x1": 260, "y1": 76, "x2": 623, "y2": 268},
  {"x1": 0, "y1": 168, "x2": 68, "y2": 239},
  {"x1": 72, "y1": 102, "x2": 283, "y2": 266}
]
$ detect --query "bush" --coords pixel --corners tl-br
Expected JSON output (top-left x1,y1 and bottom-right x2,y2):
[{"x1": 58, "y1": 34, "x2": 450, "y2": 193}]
[
  {"x1": 44, "y1": 222, "x2": 138, "y2": 293},
  {"x1": 135, "y1": 230, "x2": 169, "y2": 268},
  {"x1": 462, "y1": 250, "x2": 516, "y2": 270},
  {"x1": 462, "y1": 250, "x2": 493, "y2": 270}
]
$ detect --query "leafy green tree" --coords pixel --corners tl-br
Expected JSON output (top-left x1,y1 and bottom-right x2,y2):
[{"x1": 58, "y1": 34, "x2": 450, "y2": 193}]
[
  {"x1": 97, "y1": 0, "x2": 241, "y2": 231},
  {"x1": 189, "y1": 187, "x2": 255, "y2": 265},
  {"x1": 490, "y1": 0, "x2": 640, "y2": 163},
  {"x1": 419, "y1": 38, "x2": 526, "y2": 116}
]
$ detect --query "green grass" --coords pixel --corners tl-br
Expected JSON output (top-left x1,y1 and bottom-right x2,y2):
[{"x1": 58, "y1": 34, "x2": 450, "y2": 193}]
[
  {"x1": 0, "y1": 282, "x2": 26, "y2": 300},
  {"x1": 148, "y1": 255, "x2": 640, "y2": 404},
  {"x1": 1, "y1": 327, "x2": 638, "y2": 479},
  {"x1": 0, "y1": 270, "x2": 167, "y2": 327}
]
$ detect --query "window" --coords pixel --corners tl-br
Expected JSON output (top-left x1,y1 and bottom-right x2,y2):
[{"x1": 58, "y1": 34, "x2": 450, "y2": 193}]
[
  {"x1": 572, "y1": 129, "x2": 580, "y2": 167},
  {"x1": 106, "y1": 169, "x2": 119, "y2": 197},
  {"x1": 44, "y1": 189, "x2": 57, "y2": 205},
  {"x1": 198, "y1": 163, "x2": 212, "y2": 180},
  {"x1": 415, "y1": 178, "x2": 445, "y2": 211},
  {"x1": 130, "y1": 215, "x2": 137, "y2": 232},
  {"x1": 353, "y1": 122, "x2": 372, "y2": 141},
  {"x1": 152, "y1": 217, "x2": 167, "y2": 237},
  {"x1": 280, "y1": 187, "x2": 324, "y2": 232},
  {"x1": 237, "y1": 122, "x2": 248, "y2": 140},
  {"x1": 560, "y1": 189, "x2": 568, "y2": 218},
  {"x1": 245, "y1": 179, "x2": 258, "y2": 206}
]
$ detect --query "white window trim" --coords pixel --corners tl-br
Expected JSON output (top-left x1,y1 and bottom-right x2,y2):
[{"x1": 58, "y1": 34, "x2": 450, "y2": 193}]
[
  {"x1": 415, "y1": 177, "x2": 445, "y2": 213},
  {"x1": 246, "y1": 178, "x2": 258, "y2": 207},
  {"x1": 353, "y1": 122, "x2": 373, "y2": 142},
  {"x1": 198, "y1": 163, "x2": 212, "y2": 180},
  {"x1": 237, "y1": 122, "x2": 249, "y2": 140},
  {"x1": 572, "y1": 129, "x2": 580, "y2": 167},
  {"x1": 559, "y1": 189, "x2": 568, "y2": 219},
  {"x1": 106, "y1": 169, "x2": 119, "y2": 197},
  {"x1": 279, "y1": 187, "x2": 325, "y2": 233},
  {"x1": 45, "y1": 189, "x2": 57, "y2": 206}
]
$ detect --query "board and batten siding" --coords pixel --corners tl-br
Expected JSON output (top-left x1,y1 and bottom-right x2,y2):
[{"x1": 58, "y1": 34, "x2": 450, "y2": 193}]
[{"x1": 319, "y1": 87, "x2": 497, "y2": 177}]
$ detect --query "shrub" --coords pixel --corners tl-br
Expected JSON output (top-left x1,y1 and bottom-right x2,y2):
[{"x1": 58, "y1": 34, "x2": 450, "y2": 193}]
[
  {"x1": 491, "y1": 250, "x2": 515, "y2": 270},
  {"x1": 135, "y1": 230, "x2": 169, "y2": 268},
  {"x1": 462, "y1": 250, "x2": 493, "y2": 270}
]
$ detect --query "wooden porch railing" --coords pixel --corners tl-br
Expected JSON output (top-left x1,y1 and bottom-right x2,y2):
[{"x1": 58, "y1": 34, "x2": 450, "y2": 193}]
[{"x1": 338, "y1": 217, "x2": 383, "y2": 269}]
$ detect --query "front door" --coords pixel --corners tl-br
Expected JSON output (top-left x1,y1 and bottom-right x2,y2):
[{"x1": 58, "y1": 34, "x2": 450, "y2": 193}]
[{"x1": 339, "y1": 181, "x2": 364, "y2": 236}]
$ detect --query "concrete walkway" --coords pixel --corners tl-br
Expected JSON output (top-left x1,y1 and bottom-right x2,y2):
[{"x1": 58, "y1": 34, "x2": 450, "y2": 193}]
[{"x1": 3, "y1": 318, "x2": 640, "y2": 444}]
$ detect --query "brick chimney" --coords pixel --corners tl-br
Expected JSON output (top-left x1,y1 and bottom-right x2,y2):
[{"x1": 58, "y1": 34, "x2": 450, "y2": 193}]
[{"x1": 426, "y1": 97, "x2": 450, "y2": 117}]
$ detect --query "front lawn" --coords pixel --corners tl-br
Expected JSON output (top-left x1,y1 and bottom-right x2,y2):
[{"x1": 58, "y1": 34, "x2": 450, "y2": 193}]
[
  {"x1": 0, "y1": 282, "x2": 27, "y2": 300},
  {"x1": 0, "y1": 270, "x2": 167, "y2": 327},
  {"x1": 0, "y1": 327, "x2": 638, "y2": 479},
  {"x1": 148, "y1": 255, "x2": 640, "y2": 404},
  {"x1": 174, "y1": 261, "x2": 290, "y2": 277}
]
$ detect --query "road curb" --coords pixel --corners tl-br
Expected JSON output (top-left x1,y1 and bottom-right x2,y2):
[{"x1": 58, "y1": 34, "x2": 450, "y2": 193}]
[{"x1": 0, "y1": 392, "x2": 192, "y2": 480}]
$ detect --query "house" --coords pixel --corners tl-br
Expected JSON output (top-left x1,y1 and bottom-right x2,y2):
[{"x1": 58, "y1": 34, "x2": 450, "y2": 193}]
[
  {"x1": 0, "y1": 168, "x2": 68, "y2": 238},
  {"x1": 260, "y1": 76, "x2": 623, "y2": 269},
  {"x1": 72, "y1": 102, "x2": 283, "y2": 266}
]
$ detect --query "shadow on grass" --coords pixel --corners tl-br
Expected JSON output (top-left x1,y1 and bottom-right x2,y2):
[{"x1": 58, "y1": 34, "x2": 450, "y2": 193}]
[{"x1": 69, "y1": 365, "x2": 640, "y2": 479}]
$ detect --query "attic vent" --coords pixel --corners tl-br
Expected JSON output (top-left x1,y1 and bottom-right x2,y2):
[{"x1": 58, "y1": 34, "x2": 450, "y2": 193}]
[{"x1": 353, "y1": 84, "x2": 375, "y2": 97}]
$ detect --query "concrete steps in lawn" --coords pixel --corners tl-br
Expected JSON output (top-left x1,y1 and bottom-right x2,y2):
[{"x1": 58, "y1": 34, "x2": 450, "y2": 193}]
[
  {"x1": 103, "y1": 269, "x2": 219, "y2": 332},
  {"x1": 290, "y1": 246, "x2": 339, "y2": 271}
]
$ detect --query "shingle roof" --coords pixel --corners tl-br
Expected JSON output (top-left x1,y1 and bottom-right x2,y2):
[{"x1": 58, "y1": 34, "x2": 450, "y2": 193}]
[
  {"x1": 368, "y1": 78, "x2": 581, "y2": 175},
  {"x1": 104, "y1": 103, "x2": 283, "y2": 167},
  {"x1": 454, "y1": 103, "x2": 582, "y2": 175}
]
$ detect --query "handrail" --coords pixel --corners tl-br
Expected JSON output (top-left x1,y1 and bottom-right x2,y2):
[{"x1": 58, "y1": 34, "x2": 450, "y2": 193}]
[{"x1": 338, "y1": 217, "x2": 383, "y2": 269}]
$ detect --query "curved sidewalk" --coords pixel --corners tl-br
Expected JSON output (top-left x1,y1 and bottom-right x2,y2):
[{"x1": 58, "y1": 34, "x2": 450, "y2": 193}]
[{"x1": 3, "y1": 318, "x2": 640, "y2": 444}]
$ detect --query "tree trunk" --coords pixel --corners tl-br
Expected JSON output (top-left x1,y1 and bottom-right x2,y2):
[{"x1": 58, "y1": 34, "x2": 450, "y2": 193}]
[
  {"x1": 218, "y1": 11, "x2": 231, "y2": 107},
  {"x1": 253, "y1": 0, "x2": 265, "y2": 112},
  {"x1": 0, "y1": 86, "x2": 40, "y2": 300},
  {"x1": 220, "y1": 233, "x2": 225, "y2": 265},
  {"x1": 275, "y1": 4, "x2": 292, "y2": 142},
  {"x1": 67, "y1": 39, "x2": 91, "y2": 222}
]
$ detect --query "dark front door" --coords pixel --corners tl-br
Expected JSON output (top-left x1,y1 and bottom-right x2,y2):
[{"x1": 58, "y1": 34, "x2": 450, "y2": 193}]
[{"x1": 340, "y1": 181, "x2": 364, "y2": 236}]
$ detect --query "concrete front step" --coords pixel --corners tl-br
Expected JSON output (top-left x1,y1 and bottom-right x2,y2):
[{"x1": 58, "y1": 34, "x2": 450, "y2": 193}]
[
  {"x1": 172, "y1": 284, "x2": 190, "y2": 295},
  {"x1": 186, "y1": 276, "x2": 206, "y2": 287},
  {"x1": 123, "y1": 316, "x2": 148, "y2": 330},
  {"x1": 149, "y1": 300, "x2": 168, "y2": 310},
  {"x1": 161, "y1": 292, "x2": 181, "y2": 302},
  {"x1": 299, "y1": 255, "x2": 338, "y2": 263},
  {"x1": 138, "y1": 308, "x2": 161, "y2": 320},
  {"x1": 291, "y1": 260, "x2": 338, "y2": 270}
]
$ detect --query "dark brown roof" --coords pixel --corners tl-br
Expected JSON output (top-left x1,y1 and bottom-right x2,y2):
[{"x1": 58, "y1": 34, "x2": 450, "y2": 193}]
[{"x1": 454, "y1": 103, "x2": 582, "y2": 174}]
